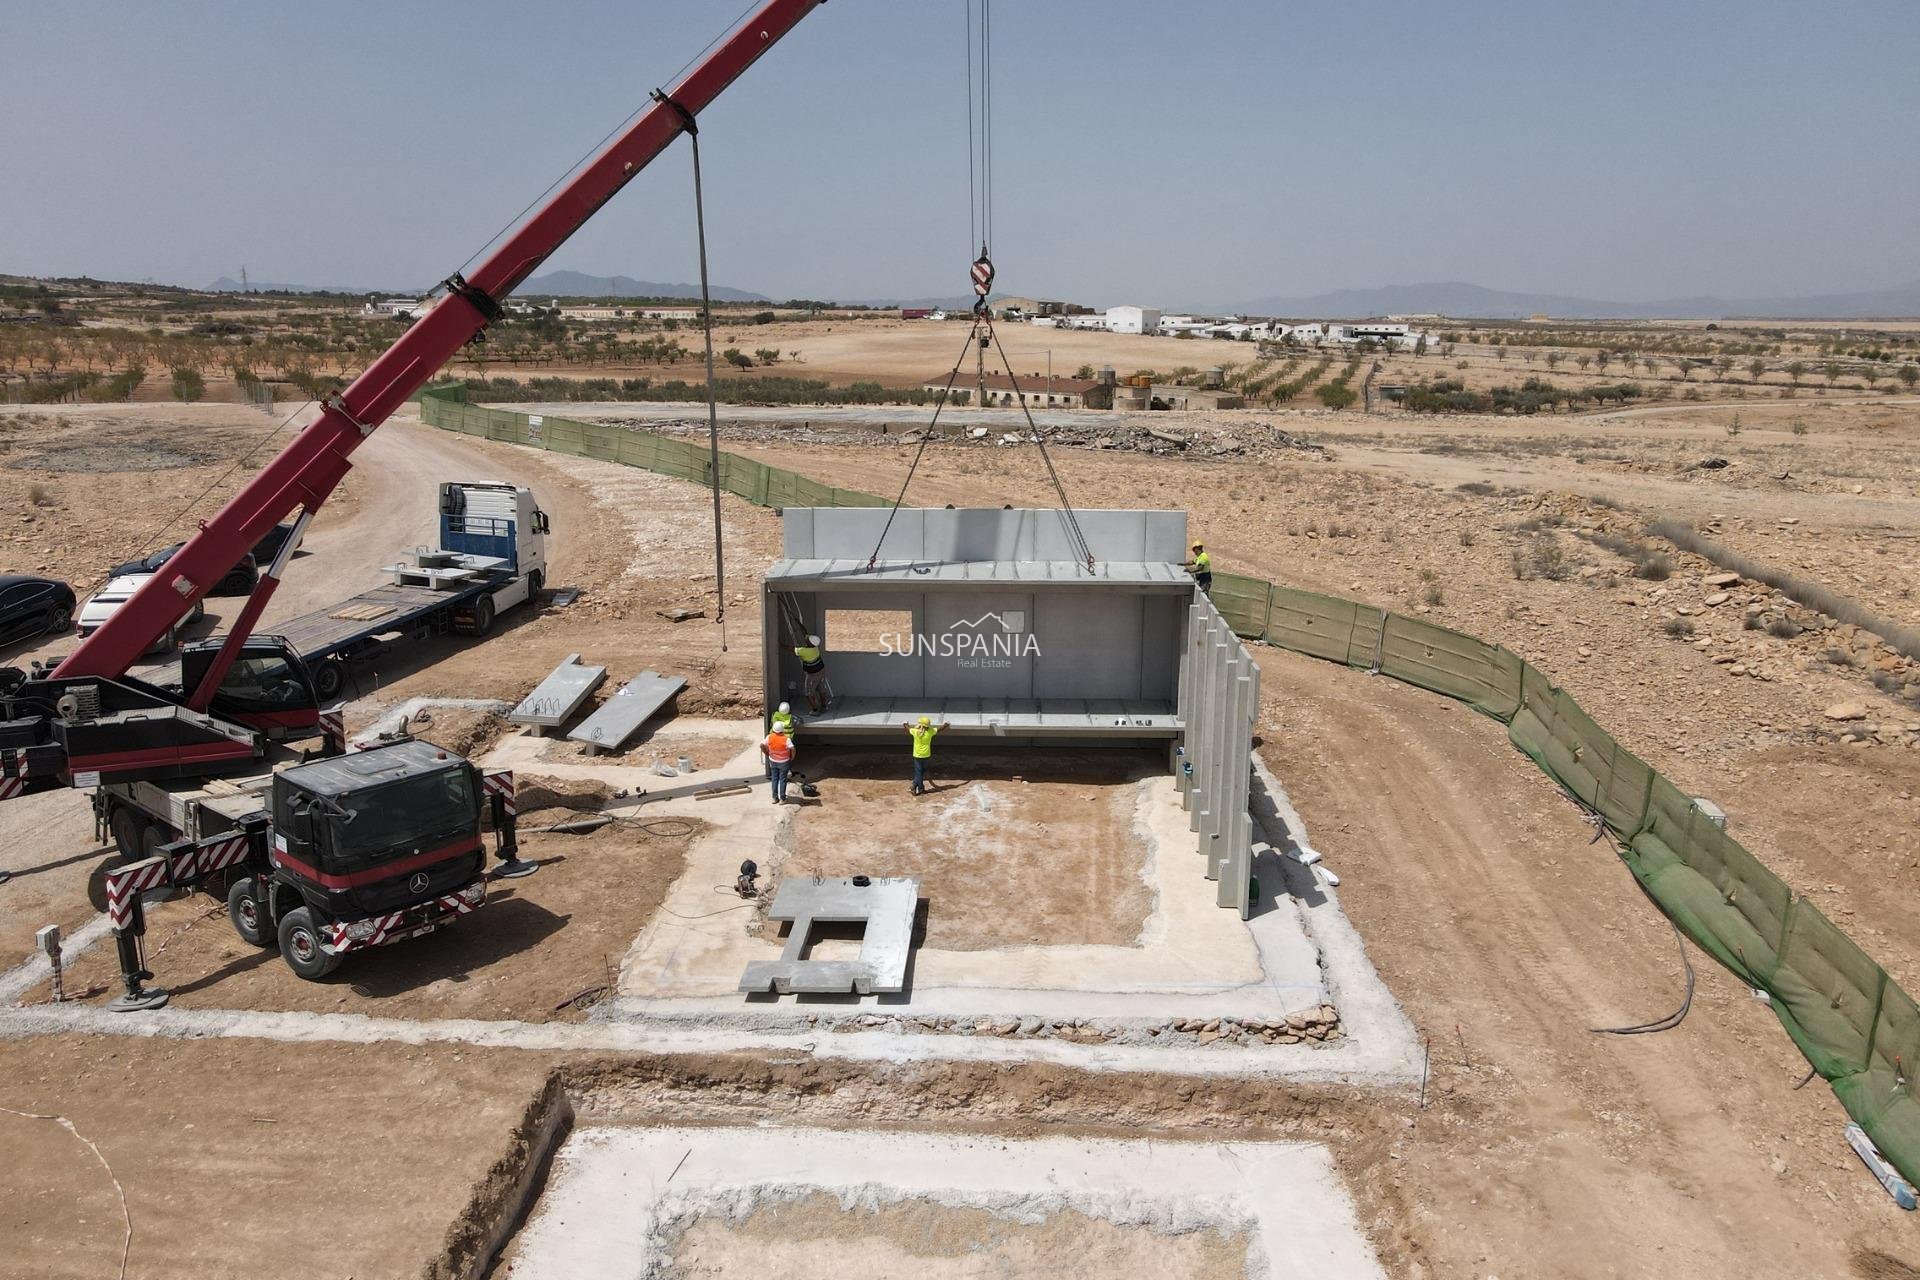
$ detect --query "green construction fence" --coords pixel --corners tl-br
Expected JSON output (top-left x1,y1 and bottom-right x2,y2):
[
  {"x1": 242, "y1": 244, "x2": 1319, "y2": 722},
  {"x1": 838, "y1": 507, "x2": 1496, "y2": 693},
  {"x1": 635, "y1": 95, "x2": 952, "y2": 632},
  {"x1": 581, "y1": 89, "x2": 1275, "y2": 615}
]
[
  {"x1": 418, "y1": 385, "x2": 1920, "y2": 1188},
  {"x1": 1211, "y1": 569, "x2": 1920, "y2": 1188}
]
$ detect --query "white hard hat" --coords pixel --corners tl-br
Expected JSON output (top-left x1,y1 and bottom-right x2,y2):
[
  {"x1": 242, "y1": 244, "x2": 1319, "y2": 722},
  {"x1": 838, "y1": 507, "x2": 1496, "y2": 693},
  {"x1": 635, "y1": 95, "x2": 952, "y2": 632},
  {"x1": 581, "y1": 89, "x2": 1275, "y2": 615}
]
[
  {"x1": 807, "y1": 634, "x2": 820, "y2": 645},
  {"x1": 778, "y1": 702, "x2": 790, "y2": 714}
]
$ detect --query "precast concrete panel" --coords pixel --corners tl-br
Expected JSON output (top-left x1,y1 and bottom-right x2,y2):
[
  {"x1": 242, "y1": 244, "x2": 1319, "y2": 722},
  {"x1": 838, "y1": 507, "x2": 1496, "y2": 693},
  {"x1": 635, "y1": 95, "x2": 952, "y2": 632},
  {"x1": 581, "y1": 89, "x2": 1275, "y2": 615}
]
[
  {"x1": 1141, "y1": 594, "x2": 1183, "y2": 701},
  {"x1": 783, "y1": 507, "x2": 1188, "y2": 564},
  {"x1": 922, "y1": 591, "x2": 1037, "y2": 698},
  {"x1": 1032, "y1": 590, "x2": 1144, "y2": 700}
]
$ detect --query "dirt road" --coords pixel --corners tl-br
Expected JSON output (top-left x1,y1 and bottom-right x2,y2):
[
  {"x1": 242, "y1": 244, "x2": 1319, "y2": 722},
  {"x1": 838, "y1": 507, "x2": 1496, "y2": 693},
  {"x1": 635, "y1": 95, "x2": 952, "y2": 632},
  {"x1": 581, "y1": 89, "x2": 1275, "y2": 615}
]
[{"x1": 1260, "y1": 649, "x2": 1918, "y2": 1278}]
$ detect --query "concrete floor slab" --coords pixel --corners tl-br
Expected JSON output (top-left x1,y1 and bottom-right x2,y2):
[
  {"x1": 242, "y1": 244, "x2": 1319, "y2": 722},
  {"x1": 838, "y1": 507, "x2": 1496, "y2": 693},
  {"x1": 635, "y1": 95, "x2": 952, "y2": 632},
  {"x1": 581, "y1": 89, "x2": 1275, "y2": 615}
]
[
  {"x1": 507, "y1": 1126, "x2": 1385, "y2": 1280},
  {"x1": 612, "y1": 770, "x2": 1325, "y2": 1025},
  {"x1": 1, "y1": 726, "x2": 1419, "y2": 1086},
  {"x1": 739, "y1": 876, "x2": 919, "y2": 995}
]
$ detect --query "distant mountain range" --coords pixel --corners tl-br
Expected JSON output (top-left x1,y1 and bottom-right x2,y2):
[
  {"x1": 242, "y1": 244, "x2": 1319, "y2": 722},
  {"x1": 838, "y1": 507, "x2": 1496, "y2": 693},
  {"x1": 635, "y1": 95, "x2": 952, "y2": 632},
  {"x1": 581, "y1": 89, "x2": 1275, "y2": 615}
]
[
  {"x1": 1229, "y1": 279, "x2": 1920, "y2": 321},
  {"x1": 515, "y1": 270, "x2": 768, "y2": 303},
  {"x1": 200, "y1": 273, "x2": 1920, "y2": 319},
  {"x1": 208, "y1": 276, "x2": 398, "y2": 295}
]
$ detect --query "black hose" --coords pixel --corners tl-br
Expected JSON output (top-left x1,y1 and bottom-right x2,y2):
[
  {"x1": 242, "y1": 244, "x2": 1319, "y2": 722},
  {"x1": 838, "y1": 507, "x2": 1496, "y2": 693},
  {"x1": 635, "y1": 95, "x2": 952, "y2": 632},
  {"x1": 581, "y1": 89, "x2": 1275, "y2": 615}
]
[{"x1": 1591, "y1": 916, "x2": 1696, "y2": 1035}]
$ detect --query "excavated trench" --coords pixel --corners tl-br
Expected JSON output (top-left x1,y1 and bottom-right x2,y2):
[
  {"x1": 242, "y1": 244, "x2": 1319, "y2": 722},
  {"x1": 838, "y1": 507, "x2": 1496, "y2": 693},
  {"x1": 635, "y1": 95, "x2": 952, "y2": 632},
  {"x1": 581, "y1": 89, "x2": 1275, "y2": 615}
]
[{"x1": 440, "y1": 1053, "x2": 1408, "y2": 1280}]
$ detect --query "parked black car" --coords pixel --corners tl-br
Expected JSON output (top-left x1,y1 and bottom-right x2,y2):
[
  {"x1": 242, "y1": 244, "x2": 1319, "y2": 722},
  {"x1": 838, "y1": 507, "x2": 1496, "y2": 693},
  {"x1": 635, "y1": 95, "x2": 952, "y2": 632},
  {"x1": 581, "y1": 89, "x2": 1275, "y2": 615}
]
[
  {"x1": 0, "y1": 574, "x2": 76, "y2": 646},
  {"x1": 106, "y1": 532, "x2": 281, "y2": 597},
  {"x1": 249, "y1": 521, "x2": 299, "y2": 566}
]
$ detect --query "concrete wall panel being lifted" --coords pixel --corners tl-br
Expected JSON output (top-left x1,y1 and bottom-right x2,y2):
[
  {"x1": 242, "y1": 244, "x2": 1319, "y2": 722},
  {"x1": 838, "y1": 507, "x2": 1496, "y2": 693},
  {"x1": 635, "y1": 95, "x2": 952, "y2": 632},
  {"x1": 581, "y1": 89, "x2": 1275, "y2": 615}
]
[{"x1": 783, "y1": 507, "x2": 1188, "y2": 564}]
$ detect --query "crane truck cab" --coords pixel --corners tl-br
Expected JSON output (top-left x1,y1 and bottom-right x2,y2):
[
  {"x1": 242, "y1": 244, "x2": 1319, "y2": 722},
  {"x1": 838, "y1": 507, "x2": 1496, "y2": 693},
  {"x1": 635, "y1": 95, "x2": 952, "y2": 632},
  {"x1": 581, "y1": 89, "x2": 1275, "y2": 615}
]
[{"x1": 229, "y1": 738, "x2": 491, "y2": 979}]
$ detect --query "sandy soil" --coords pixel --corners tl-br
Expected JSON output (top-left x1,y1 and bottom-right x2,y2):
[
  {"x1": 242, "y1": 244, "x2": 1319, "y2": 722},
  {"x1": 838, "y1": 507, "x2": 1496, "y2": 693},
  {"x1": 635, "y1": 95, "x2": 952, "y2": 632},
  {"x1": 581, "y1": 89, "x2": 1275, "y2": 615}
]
[
  {"x1": 6, "y1": 387, "x2": 1920, "y2": 1277},
  {"x1": 748, "y1": 314, "x2": 1259, "y2": 385},
  {"x1": 26, "y1": 813, "x2": 700, "y2": 1023},
  {"x1": 659, "y1": 1192, "x2": 1250, "y2": 1280},
  {"x1": 774, "y1": 748, "x2": 1157, "y2": 951},
  {"x1": 1260, "y1": 648, "x2": 1919, "y2": 1278},
  {"x1": 0, "y1": 1034, "x2": 550, "y2": 1280}
]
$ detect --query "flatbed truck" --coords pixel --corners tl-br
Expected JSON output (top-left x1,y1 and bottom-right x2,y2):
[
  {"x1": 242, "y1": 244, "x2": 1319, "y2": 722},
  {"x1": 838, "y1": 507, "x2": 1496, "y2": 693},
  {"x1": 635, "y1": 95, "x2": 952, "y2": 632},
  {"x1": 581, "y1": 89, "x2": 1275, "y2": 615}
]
[{"x1": 278, "y1": 480, "x2": 549, "y2": 701}]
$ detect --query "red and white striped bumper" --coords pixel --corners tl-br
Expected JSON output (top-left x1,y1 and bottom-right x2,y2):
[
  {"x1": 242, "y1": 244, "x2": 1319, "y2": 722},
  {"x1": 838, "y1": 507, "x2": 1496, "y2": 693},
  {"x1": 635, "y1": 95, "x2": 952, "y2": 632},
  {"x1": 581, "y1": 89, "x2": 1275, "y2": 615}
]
[{"x1": 321, "y1": 880, "x2": 487, "y2": 954}]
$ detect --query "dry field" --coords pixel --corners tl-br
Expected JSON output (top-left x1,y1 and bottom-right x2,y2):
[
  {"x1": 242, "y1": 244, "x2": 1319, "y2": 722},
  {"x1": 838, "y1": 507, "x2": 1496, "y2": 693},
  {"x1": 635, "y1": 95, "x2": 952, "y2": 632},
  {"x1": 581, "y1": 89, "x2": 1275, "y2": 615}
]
[{"x1": 2, "y1": 377, "x2": 1919, "y2": 1278}]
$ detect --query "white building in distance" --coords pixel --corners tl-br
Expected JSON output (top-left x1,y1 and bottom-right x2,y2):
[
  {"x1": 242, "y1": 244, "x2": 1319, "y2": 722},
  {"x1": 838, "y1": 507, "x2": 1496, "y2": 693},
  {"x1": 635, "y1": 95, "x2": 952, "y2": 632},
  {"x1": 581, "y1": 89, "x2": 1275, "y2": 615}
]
[{"x1": 1104, "y1": 305, "x2": 1162, "y2": 335}]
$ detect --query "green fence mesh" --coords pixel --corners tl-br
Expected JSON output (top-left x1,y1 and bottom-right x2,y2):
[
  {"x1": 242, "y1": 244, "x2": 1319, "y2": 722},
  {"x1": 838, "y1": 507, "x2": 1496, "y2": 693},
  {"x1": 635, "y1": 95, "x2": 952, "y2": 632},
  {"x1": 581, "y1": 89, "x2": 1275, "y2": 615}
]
[{"x1": 417, "y1": 383, "x2": 1920, "y2": 1190}]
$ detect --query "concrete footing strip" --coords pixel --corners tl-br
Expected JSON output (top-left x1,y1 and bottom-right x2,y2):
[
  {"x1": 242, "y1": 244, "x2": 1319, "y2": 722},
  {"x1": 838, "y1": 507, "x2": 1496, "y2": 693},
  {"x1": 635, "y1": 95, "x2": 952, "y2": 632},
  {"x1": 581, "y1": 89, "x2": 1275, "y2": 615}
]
[{"x1": 0, "y1": 999, "x2": 1421, "y2": 1085}]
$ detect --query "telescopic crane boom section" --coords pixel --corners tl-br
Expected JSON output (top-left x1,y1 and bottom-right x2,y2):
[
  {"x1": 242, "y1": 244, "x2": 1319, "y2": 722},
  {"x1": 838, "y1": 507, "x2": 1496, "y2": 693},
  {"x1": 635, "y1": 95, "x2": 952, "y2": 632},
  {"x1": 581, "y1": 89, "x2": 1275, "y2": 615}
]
[{"x1": 54, "y1": 0, "x2": 822, "y2": 681}]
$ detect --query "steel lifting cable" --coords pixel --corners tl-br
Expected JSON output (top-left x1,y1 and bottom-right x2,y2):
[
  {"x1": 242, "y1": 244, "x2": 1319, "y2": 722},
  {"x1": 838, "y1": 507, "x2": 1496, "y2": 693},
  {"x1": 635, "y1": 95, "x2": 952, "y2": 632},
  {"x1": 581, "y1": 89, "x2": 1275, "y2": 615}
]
[
  {"x1": 654, "y1": 90, "x2": 729, "y2": 652},
  {"x1": 863, "y1": 0, "x2": 1096, "y2": 572},
  {"x1": 865, "y1": 317, "x2": 986, "y2": 570},
  {"x1": 982, "y1": 315, "x2": 1096, "y2": 570}
]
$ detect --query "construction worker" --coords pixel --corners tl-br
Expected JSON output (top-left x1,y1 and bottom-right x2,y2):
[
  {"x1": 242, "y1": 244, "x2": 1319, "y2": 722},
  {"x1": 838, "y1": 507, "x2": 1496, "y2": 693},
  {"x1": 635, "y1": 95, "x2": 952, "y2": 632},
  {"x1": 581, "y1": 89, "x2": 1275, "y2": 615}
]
[
  {"x1": 771, "y1": 701, "x2": 798, "y2": 739},
  {"x1": 901, "y1": 714, "x2": 950, "y2": 796},
  {"x1": 794, "y1": 633, "x2": 830, "y2": 713},
  {"x1": 1184, "y1": 541, "x2": 1214, "y2": 594},
  {"x1": 761, "y1": 725, "x2": 795, "y2": 804}
]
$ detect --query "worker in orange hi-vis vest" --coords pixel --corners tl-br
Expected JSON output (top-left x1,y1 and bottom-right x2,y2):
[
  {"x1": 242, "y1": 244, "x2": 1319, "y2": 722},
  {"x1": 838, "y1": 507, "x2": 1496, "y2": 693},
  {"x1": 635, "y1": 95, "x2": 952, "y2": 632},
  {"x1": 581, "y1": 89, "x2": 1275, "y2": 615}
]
[{"x1": 762, "y1": 728, "x2": 795, "y2": 804}]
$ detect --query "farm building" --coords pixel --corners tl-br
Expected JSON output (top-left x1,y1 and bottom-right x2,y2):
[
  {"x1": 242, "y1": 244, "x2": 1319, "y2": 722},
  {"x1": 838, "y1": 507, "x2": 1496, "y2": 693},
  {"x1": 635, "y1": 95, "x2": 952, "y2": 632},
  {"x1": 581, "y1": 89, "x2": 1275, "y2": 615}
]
[{"x1": 1105, "y1": 305, "x2": 1163, "y2": 335}]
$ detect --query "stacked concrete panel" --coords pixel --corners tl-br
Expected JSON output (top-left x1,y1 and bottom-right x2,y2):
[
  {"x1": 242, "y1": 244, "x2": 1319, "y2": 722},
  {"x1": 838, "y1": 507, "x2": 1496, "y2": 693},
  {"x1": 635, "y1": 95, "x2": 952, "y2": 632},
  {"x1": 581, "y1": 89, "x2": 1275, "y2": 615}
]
[{"x1": 1179, "y1": 590, "x2": 1260, "y2": 919}]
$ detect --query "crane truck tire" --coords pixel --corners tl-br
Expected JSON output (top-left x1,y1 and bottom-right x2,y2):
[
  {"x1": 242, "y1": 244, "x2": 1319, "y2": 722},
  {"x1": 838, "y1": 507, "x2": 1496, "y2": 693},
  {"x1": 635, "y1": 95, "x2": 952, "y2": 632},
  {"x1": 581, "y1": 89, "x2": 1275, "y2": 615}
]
[
  {"x1": 278, "y1": 907, "x2": 342, "y2": 980},
  {"x1": 526, "y1": 569, "x2": 544, "y2": 600},
  {"x1": 227, "y1": 877, "x2": 274, "y2": 947},
  {"x1": 311, "y1": 658, "x2": 346, "y2": 702},
  {"x1": 109, "y1": 806, "x2": 147, "y2": 861}
]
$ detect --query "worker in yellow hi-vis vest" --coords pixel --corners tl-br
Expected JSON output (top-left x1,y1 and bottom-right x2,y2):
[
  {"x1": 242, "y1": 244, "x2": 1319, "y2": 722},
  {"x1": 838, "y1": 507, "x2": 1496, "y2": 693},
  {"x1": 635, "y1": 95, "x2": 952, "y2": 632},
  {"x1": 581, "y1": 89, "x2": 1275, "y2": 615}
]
[
  {"x1": 901, "y1": 715, "x2": 950, "y2": 796},
  {"x1": 1183, "y1": 541, "x2": 1214, "y2": 595},
  {"x1": 794, "y1": 634, "x2": 830, "y2": 713}
]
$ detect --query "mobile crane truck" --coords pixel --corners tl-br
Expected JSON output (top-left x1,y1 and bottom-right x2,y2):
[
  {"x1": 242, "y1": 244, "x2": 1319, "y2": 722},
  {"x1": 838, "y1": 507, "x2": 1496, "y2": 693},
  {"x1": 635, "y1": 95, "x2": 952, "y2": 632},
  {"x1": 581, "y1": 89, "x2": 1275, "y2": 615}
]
[{"x1": 0, "y1": 0, "x2": 825, "y2": 999}]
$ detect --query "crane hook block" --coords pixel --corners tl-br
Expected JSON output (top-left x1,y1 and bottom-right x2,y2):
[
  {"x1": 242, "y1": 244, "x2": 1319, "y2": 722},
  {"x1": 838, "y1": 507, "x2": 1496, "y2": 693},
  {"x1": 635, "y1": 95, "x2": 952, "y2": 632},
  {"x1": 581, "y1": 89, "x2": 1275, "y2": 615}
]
[{"x1": 971, "y1": 253, "x2": 994, "y2": 317}]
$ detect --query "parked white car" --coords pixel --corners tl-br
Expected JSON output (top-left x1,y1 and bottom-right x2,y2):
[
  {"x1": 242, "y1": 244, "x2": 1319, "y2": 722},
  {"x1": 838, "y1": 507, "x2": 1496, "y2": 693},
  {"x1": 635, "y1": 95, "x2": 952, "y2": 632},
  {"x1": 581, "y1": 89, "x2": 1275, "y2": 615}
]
[{"x1": 78, "y1": 574, "x2": 204, "y2": 652}]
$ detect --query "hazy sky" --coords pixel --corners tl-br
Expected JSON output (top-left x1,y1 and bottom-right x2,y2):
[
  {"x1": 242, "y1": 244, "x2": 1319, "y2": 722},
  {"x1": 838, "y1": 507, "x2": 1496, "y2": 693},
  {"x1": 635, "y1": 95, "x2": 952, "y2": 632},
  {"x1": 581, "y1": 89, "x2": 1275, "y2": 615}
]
[{"x1": 3, "y1": 0, "x2": 1916, "y2": 308}]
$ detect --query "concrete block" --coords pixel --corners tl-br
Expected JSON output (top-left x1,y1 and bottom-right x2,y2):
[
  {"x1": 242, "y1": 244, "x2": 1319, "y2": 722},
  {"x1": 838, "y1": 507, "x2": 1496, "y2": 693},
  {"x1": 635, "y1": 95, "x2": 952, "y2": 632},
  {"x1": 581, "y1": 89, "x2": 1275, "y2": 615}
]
[
  {"x1": 567, "y1": 669, "x2": 687, "y2": 755},
  {"x1": 738, "y1": 876, "x2": 920, "y2": 996},
  {"x1": 509, "y1": 654, "x2": 607, "y2": 736}
]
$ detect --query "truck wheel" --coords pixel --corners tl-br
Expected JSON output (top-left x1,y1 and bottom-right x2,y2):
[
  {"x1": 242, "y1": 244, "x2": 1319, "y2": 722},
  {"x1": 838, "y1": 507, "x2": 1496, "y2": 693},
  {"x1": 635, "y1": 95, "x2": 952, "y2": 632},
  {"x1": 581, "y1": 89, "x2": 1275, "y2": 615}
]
[
  {"x1": 525, "y1": 569, "x2": 544, "y2": 601},
  {"x1": 312, "y1": 659, "x2": 345, "y2": 701},
  {"x1": 467, "y1": 596, "x2": 496, "y2": 637},
  {"x1": 226, "y1": 877, "x2": 275, "y2": 946},
  {"x1": 277, "y1": 908, "x2": 342, "y2": 980},
  {"x1": 109, "y1": 807, "x2": 146, "y2": 861},
  {"x1": 141, "y1": 823, "x2": 175, "y2": 862}
]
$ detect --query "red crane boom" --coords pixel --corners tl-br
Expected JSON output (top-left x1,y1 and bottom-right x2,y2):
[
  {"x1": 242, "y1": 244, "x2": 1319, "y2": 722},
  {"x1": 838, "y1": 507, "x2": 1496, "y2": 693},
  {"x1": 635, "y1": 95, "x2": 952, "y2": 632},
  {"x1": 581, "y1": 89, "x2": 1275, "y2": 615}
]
[{"x1": 56, "y1": 0, "x2": 821, "y2": 680}]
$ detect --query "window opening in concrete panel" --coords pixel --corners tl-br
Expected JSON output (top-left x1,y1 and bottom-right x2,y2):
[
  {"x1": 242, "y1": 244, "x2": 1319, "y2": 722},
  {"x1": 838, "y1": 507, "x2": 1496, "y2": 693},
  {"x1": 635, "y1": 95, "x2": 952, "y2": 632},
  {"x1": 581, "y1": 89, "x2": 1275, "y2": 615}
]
[{"x1": 825, "y1": 608, "x2": 914, "y2": 655}]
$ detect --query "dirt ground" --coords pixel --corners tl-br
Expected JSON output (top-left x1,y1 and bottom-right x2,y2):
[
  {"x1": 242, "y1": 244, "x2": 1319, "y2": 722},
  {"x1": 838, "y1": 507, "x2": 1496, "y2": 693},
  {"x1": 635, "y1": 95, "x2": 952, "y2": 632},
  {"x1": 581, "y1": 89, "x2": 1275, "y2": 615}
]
[
  {"x1": 773, "y1": 748, "x2": 1157, "y2": 951},
  {"x1": 0, "y1": 1034, "x2": 551, "y2": 1280},
  {"x1": 6, "y1": 385, "x2": 1920, "y2": 1276},
  {"x1": 1260, "y1": 648, "x2": 1920, "y2": 1278},
  {"x1": 657, "y1": 1193, "x2": 1250, "y2": 1280},
  {"x1": 27, "y1": 812, "x2": 700, "y2": 1023}
]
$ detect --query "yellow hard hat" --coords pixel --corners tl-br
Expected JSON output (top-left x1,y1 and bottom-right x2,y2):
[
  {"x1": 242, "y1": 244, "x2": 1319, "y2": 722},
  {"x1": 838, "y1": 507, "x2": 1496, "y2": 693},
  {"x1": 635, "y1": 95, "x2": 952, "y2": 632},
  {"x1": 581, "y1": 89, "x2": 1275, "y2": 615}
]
[{"x1": 918, "y1": 715, "x2": 931, "y2": 726}]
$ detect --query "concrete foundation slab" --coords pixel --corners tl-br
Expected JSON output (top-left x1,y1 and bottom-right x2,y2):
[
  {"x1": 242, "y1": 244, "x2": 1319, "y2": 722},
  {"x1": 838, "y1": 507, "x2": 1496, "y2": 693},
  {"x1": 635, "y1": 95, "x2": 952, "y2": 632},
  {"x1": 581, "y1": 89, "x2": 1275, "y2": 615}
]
[
  {"x1": 738, "y1": 876, "x2": 919, "y2": 995},
  {"x1": 507, "y1": 1126, "x2": 1385, "y2": 1279},
  {"x1": 614, "y1": 767, "x2": 1321, "y2": 1022},
  {"x1": 566, "y1": 669, "x2": 687, "y2": 755},
  {"x1": 509, "y1": 653, "x2": 606, "y2": 735}
]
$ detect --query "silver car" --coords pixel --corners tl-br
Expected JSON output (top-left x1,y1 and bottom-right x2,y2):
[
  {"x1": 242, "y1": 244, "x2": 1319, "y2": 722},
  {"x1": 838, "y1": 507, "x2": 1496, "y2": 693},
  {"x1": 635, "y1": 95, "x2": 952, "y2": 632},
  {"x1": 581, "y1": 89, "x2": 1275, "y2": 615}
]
[{"x1": 78, "y1": 573, "x2": 206, "y2": 653}]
